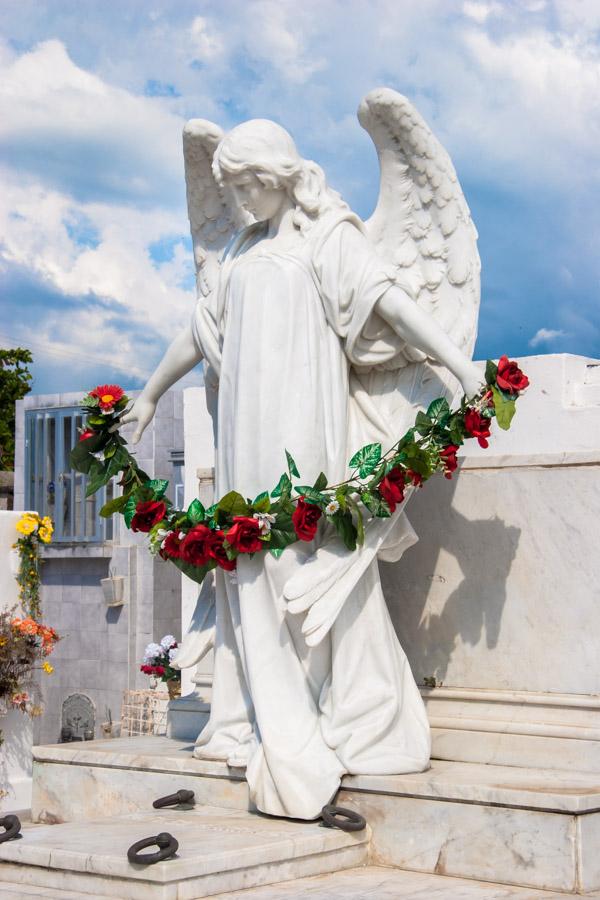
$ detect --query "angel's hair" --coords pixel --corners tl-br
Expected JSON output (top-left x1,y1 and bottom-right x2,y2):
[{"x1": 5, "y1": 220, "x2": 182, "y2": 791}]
[{"x1": 212, "y1": 119, "x2": 347, "y2": 232}]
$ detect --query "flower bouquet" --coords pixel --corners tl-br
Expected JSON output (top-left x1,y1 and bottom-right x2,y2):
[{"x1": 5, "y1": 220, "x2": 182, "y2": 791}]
[{"x1": 140, "y1": 635, "x2": 181, "y2": 699}]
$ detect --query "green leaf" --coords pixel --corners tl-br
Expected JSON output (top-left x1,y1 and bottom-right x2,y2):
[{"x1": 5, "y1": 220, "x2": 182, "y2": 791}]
[
  {"x1": 146, "y1": 478, "x2": 169, "y2": 499},
  {"x1": 123, "y1": 495, "x2": 138, "y2": 529},
  {"x1": 252, "y1": 491, "x2": 271, "y2": 513},
  {"x1": 361, "y1": 490, "x2": 391, "y2": 518},
  {"x1": 347, "y1": 496, "x2": 365, "y2": 547},
  {"x1": 69, "y1": 431, "x2": 110, "y2": 473},
  {"x1": 85, "y1": 463, "x2": 112, "y2": 497},
  {"x1": 426, "y1": 397, "x2": 450, "y2": 420},
  {"x1": 285, "y1": 449, "x2": 300, "y2": 478},
  {"x1": 396, "y1": 428, "x2": 416, "y2": 452},
  {"x1": 218, "y1": 490, "x2": 251, "y2": 518},
  {"x1": 485, "y1": 359, "x2": 498, "y2": 386},
  {"x1": 332, "y1": 511, "x2": 357, "y2": 551},
  {"x1": 313, "y1": 471, "x2": 328, "y2": 492},
  {"x1": 491, "y1": 385, "x2": 516, "y2": 430},
  {"x1": 269, "y1": 511, "x2": 297, "y2": 552},
  {"x1": 415, "y1": 411, "x2": 432, "y2": 434},
  {"x1": 294, "y1": 486, "x2": 326, "y2": 506},
  {"x1": 348, "y1": 442, "x2": 382, "y2": 478},
  {"x1": 271, "y1": 472, "x2": 292, "y2": 499},
  {"x1": 187, "y1": 498, "x2": 206, "y2": 524},
  {"x1": 99, "y1": 494, "x2": 129, "y2": 518},
  {"x1": 171, "y1": 557, "x2": 214, "y2": 585},
  {"x1": 401, "y1": 444, "x2": 432, "y2": 477},
  {"x1": 270, "y1": 547, "x2": 285, "y2": 559},
  {"x1": 87, "y1": 414, "x2": 108, "y2": 427}
]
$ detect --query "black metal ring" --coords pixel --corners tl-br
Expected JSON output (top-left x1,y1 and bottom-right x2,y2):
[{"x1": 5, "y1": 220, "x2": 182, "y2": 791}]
[
  {"x1": 152, "y1": 789, "x2": 195, "y2": 809},
  {"x1": 127, "y1": 832, "x2": 179, "y2": 864},
  {"x1": 0, "y1": 815, "x2": 22, "y2": 843},
  {"x1": 321, "y1": 805, "x2": 366, "y2": 832}
]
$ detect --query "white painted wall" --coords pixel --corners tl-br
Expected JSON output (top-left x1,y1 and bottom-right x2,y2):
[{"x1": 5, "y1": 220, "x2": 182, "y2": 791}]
[{"x1": 0, "y1": 510, "x2": 34, "y2": 812}]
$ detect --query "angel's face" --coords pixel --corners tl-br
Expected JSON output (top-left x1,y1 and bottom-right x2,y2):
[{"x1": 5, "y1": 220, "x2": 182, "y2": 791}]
[{"x1": 226, "y1": 171, "x2": 288, "y2": 223}]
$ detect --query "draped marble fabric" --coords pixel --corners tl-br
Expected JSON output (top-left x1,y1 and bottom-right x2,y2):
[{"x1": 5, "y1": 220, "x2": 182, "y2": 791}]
[{"x1": 190, "y1": 211, "x2": 430, "y2": 819}]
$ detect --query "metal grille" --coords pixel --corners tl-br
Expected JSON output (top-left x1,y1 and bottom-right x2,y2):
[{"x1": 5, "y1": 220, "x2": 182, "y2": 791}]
[
  {"x1": 120, "y1": 689, "x2": 169, "y2": 737},
  {"x1": 24, "y1": 407, "x2": 114, "y2": 543}
]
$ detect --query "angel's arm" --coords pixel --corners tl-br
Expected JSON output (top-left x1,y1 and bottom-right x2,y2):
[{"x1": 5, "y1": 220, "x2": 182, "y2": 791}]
[
  {"x1": 375, "y1": 287, "x2": 482, "y2": 398},
  {"x1": 118, "y1": 324, "x2": 203, "y2": 444}
]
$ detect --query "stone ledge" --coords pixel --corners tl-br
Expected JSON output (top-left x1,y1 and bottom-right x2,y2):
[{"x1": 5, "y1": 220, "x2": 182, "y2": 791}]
[{"x1": 32, "y1": 736, "x2": 600, "y2": 815}]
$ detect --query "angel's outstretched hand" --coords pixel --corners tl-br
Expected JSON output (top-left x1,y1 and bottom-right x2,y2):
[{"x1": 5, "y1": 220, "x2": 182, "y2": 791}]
[{"x1": 111, "y1": 397, "x2": 156, "y2": 444}]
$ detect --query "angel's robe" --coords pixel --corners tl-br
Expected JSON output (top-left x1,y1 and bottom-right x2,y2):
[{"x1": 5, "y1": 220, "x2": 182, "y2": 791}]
[{"x1": 190, "y1": 209, "x2": 431, "y2": 819}]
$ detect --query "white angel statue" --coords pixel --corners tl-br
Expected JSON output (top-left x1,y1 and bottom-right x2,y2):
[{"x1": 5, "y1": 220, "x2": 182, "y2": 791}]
[{"x1": 122, "y1": 88, "x2": 482, "y2": 821}]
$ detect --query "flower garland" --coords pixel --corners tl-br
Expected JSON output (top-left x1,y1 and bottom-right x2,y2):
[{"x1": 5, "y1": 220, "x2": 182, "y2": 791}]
[
  {"x1": 71, "y1": 357, "x2": 529, "y2": 587},
  {"x1": 14, "y1": 513, "x2": 54, "y2": 619}
]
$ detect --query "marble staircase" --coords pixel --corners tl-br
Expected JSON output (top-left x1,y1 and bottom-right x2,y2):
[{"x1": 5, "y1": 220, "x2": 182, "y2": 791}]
[
  {"x1": 4, "y1": 735, "x2": 597, "y2": 896},
  {"x1": 0, "y1": 804, "x2": 369, "y2": 899}
]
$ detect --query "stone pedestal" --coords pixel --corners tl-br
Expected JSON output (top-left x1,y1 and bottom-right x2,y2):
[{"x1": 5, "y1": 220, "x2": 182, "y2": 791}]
[{"x1": 380, "y1": 353, "x2": 600, "y2": 772}]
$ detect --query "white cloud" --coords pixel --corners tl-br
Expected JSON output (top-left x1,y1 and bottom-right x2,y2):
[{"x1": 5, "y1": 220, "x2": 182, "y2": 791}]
[
  {"x1": 0, "y1": 39, "x2": 184, "y2": 203},
  {"x1": 462, "y1": 2, "x2": 504, "y2": 24},
  {"x1": 190, "y1": 16, "x2": 223, "y2": 63},
  {"x1": 529, "y1": 328, "x2": 569, "y2": 348}
]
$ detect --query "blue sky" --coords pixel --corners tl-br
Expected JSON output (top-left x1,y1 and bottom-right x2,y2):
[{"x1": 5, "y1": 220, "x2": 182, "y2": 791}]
[{"x1": 1, "y1": 0, "x2": 599, "y2": 394}]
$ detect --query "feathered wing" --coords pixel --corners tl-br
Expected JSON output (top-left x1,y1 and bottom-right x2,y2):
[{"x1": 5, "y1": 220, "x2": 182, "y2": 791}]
[
  {"x1": 183, "y1": 118, "x2": 251, "y2": 299},
  {"x1": 283, "y1": 90, "x2": 481, "y2": 636},
  {"x1": 352, "y1": 87, "x2": 481, "y2": 438},
  {"x1": 178, "y1": 121, "x2": 247, "y2": 672}
]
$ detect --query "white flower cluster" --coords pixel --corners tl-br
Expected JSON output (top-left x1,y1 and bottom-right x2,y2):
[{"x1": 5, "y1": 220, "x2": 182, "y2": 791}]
[
  {"x1": 253, "y1": 512, "x2": 277, "y2": 535},
  {"x1": 143, "y1": 634, "x2": 177, "y2": 664},
  {"x1": 143, "y1": 642, "x2": 162, "y2": 664}
]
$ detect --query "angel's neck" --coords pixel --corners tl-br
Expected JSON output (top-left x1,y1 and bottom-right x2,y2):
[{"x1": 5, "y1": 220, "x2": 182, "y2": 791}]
[{"x1": 265, "y1": 199, "x2": 296, "y2": 239}]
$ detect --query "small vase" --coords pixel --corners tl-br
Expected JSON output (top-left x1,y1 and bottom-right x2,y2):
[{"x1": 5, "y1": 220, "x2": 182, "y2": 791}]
[{"x1": 166, "y1": 678, "x2": 181, "y2": 700}]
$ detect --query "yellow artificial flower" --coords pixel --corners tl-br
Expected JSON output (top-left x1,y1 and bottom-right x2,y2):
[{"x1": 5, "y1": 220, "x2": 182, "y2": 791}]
[
  {"x1": 16, "y1": 515, "x2": 37, "y2": 536},
  {"x1": 42, "y1": 661, "x2": 54, "y2": 675},
  {"x1": 41, "y1": 516, "x2": 53, "y2": 531},
  {"x1": 38, "y1": 526, "x2": 52, "y2": 543}
]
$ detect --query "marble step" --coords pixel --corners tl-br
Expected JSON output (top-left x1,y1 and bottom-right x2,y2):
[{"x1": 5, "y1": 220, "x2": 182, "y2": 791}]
[
  {"x1": 0, "y1": 805, "x2": 369, "y2": 900},
  {"x1": 31, "y1": 735, "x2": 600, "y2": 893},
  {"x1": 1, "y1": 866, "x2": 600, "y2": 900}
]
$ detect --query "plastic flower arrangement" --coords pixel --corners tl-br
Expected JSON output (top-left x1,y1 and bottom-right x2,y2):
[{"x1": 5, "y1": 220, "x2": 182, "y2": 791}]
[
  {"x1": 0, "y1": 610, "x2": 60, "y2": 716},
  {"x1": 140, "y1": 635, "x2": 181, "y2": 696},
  {"x1": 14, "y1": 513, "x2": 54, "y2": 619},
  {"x1": 71, "y1": 358, "x2": 529, "y2": 588}
]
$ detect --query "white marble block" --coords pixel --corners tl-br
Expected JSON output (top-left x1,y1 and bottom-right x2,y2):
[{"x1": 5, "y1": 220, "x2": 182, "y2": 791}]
[{"x1": 380, "y1": 353, "x2": 600, "y2": 770}]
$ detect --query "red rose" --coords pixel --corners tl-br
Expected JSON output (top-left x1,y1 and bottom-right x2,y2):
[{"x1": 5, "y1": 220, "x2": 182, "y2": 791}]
[
  {"x1": 140, "y1": 664, "x2": 153, "y2": 674},
  {"x1": 464, "y1": 409, "x2": 491, "y2": 449},
  {"x1": 208, "y1": 530, "x2": 237, "y2": 571},
  {"x1": 154, "y1": 665, "x2": 165, "y2": 676},
  {"x1": 180, "y1": 524, "x2": 214, "y2": 567},
  {"x1": 225, "y1": 516, "x2": 263, "y2": 554},
  {"x1": 131, "y1": 499, "x2": 167, "y2": 533},
  {"x1": 79, "y1": 429, "x2": 96, "y2": 442},
  {"x1": 407, "y1": 469, "x2": 423, "y2": 487},
  {"x1": 292, "y1": 498, "x2": 322, "y2": 541},
  {"x1": 440, "y1": 444, "x2": 459, "y2": 479},
  {"x1": 89, "y1": 383, "x2": 125, "y2": 411},
  {"x1": 160, "y1": 530, "x2": 183, "y2": 560},
  {"x1": 378, "y1": 466, "x2": 405, "y2": 513},
  {"x1": 496, "y1": 356, "x2": 529, "y2": 395}
]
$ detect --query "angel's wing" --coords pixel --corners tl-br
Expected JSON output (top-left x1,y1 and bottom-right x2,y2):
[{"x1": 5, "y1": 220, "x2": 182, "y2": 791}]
[
  {"x1": 350, "y1": 88, "x2": 481, "y2": 440},
  {"x1": 183, "y1": 119, "x2": 251, "y2": 299}
]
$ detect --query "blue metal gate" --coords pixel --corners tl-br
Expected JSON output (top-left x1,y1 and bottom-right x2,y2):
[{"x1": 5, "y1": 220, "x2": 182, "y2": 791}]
[{"x1": 24, "y1": 407, "x2": 114, "y2": 543}]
